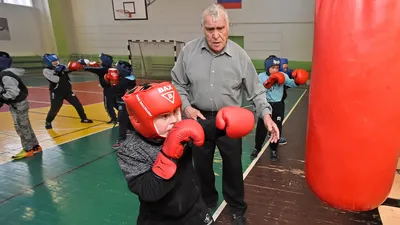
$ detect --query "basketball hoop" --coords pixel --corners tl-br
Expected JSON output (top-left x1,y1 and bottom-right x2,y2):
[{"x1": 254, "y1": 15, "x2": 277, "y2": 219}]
[{"x1": 116, "y1": 9, "x2": 135, "y2": 18}]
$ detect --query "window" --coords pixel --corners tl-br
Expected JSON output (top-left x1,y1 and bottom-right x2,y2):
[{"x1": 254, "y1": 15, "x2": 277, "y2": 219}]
[{"x1": 2, "y1": 0, "x2": 33, "y2": 7}]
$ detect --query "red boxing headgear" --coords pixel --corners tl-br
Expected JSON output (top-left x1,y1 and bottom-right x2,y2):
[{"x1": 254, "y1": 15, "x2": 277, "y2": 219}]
[
  {"x1": 123, "y1": 82, "x2": 182, "y2": 139},
  {"x1": 108, "y1": 68, "x2": 120, "y2": 86}
]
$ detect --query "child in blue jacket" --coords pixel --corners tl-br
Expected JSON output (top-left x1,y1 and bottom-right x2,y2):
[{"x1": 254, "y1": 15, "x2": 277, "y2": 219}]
[
  {"x1": 276, "y1": 57, "x2": 294, "y2": 144},
  {"x1": 251, "y1": 56, "x2": 298, "y2": 161}
]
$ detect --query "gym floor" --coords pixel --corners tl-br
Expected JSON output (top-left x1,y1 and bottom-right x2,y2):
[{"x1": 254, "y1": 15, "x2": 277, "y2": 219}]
[{"x1": 0, "y1": 73, "x2": 398, "y2": 224}]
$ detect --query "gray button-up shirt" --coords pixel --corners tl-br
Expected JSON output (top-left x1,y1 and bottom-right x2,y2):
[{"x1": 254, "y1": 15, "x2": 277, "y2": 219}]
[{"x1": 171, "y1": 37, "x2": 272, "y2": 118}]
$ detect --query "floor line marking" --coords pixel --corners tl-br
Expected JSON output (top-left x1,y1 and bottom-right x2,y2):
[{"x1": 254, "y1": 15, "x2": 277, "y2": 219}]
[
  {"x1": 28, "y1": 110, "x2": 109, "y2": 123},
  {"x1": 27, "y1": 86, "x2": 103, "y2": 94},
  {"x1": 212, "y1": 89, "x2": 308, "y2": 221},
  {"x1": 0, "y1": 149, "x2": 118, "y2": 205},
  {"x1": 244, "y1": 183, "x2": 304, "y2": 195},
  {"x1": 0, "y1": 123, "x2": 115, "y2": 165},
  {"x1": 28, "y1": 100, "x2": 51, "y2": 104}
]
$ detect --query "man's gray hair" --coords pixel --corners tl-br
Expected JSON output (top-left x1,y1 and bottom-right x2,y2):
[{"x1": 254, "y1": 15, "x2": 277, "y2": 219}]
[{"x1": 201, "y1": 3, "x2": 230, "y2": 25}]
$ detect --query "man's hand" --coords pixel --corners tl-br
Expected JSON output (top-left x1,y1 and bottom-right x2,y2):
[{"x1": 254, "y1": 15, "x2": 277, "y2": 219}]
[
  {"x1": 184, "y1": 106, "x2": 206, "y2": 120},
  {"x1": 263, "y1": 114, "x2": 280, "y2": 143}
]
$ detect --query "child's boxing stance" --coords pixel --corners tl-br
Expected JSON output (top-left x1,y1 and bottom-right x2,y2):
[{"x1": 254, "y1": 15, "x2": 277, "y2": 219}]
[
  {"x1": 277, "y1": 57, "x2": 294, "y2": 145},
  {"x1": 69, "y1": 53, "x2": 118, "y2": 124},
  {"x1": 117, "y1": 82, "x2": 254, "y2": 225},
  {"x1": 251, "y1": 55, "x2": 308, "y2": 160},
  {"x1": 111, "y1": 60, "x2": 136, "y2": 149},
  {"x1": 42, "y1": 53, "x2": 93, "y2": 129},
  {"x1": 0, "y1": 51, "x2": 42, "y2": 160}
]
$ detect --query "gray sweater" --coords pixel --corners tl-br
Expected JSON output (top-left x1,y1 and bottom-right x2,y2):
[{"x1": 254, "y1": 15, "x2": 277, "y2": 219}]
[
  {"x1": 117, "y1": 131, "x2": 161, "y2": 183},
  {"x1": 0, "y1": 68, "x2": 25, "y2": 100},
  {"x1": 116, "y1": 131, "x2": 201, "y2": 221}
]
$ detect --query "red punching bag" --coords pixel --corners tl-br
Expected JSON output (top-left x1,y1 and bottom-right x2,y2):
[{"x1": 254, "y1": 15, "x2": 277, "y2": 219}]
[{"x1": 305, "y1": 0, "x2": 400, "y2": 211}]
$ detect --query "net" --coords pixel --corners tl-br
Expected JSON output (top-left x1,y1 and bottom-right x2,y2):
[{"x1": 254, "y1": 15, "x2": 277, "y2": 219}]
[{"x1": 128, "y1": 40, "x2": 185, "y2": 78}]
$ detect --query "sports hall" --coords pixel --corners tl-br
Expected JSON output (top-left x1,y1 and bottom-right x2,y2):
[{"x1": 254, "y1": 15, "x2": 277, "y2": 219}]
[{"x1": 0, "y1": 0, "x2": 399, "y2": 224}]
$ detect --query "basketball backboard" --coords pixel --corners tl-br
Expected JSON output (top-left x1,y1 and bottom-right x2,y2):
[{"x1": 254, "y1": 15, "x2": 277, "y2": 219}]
[{"x1": 112, "y1": 0, "x2": 148, "y2": 20}]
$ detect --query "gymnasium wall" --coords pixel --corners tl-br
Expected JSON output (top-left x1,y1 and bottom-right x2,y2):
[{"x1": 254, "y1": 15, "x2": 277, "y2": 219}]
[
  {"x1": 0, "y1": 2, "x2": 47, "y2": 55},
  {"x1": 1, "y1": 0, "x2": 315, "y2": 72},
  {"x1": 64, "y1": 0, "x2": 315, "y2": 62}
]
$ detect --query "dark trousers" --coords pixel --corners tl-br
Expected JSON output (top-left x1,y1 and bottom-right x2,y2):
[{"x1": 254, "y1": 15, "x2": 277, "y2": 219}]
[
  {"x1": 192, "y1": 111, "x2": 247, "y2": 216},
  {"x1": 281, "y1": 87, "x2": 288, "y2": 137},
  {"x1": 137, "y1": 198, "x2": 214, "y2": 225},
  {"x1": 46, "y1": 91, "x2": 87, "y2": 123},
  {"x1": 103, "y1": 87, "x2": 117, "y2": 121},
  {"x1": 254, "y1": 102, "x2": 284, "y2": 151},
  {"x1": 117, "y1": 103, "x2": 133, "y2": 140},
  {"x1": 281, "y1": 100, "x2": 285, "y2": 137}
]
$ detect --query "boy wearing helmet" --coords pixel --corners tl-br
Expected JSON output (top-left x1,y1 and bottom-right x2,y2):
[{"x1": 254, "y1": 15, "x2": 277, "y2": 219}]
[
  {"x1": 277, "y1": 57, "x2": 294, "y2": 144},
  {"x1": 111, "y1": 60, "x2": 136, "y2": 149},
  {"x1": 42, "y1": 53, "x2": 93, "y2": 129},
  {"x1": 117, "y1": 82, "x2": 255, "y2": 224},
  {"x1": 0, "y1": 51, "x2": 42, "y2": 160},
  {"x1": 70, "y1": 53, "x2": 118, "y2": 124},
  {"x1": 117, "y1": 82, "x2": 213, "y2": 225},
  {"x1": 251, "y1": 55, "x2": 308, "y2": 160}
]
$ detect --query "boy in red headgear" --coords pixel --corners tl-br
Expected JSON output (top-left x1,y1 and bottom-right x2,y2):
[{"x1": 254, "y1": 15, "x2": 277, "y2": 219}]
[
  {"x1": 117, "y1": 82, "x2": 255, "y2": 224},
  {"x1": 116, "y1": 82, "x2": 214, "y2": 225}
]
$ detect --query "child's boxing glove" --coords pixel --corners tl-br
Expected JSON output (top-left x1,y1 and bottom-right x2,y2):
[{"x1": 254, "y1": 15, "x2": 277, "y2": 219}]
[
  {"x1": 264, "y1": 72, "x2": 285, "y2": 89},
  {"x1": 216, "y1": 106, "x2": 255, "y2": 138},
  {"x1": 292, "y1": 69, "x2": 309, "y2": 85},
  {"x1": 152, "y1": 119, "x2": 205, "y2": 179},
  {"x1": 104, "y1": 73, "x2": 110, "y2": 83},
  {"x1": 67, "y1": 61, "x2": 83, "y2": 71},
  {"x1": 54, "y1": 64, "x2": 66, "y2": 74},
  {"x1": 89, "y1": 61, "x2": 100, "y2": 67},
  {"x1": 104, "y1": 68, "x2": 119, "y2": 86},
  {"x1": 77, "y1": 59, "x2": 90, "y2": 65}
]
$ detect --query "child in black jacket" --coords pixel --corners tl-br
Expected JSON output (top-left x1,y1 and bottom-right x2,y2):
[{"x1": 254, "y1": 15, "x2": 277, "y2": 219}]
[
  {"x1": 117, "y1": 82, "x2": 214, "y2": 225},
  {"x1": 0, "y1": 51, "x2": 42, "y2": 160},
  {"x1": 77, "y1": 53, "x2": 118, "y2": 124},
  {"x1": 111, "y1": 60, "x2": 136, "y2": 149},
  {"x1": 42, "y1": 53, "x2": 93, "y2": 129}
]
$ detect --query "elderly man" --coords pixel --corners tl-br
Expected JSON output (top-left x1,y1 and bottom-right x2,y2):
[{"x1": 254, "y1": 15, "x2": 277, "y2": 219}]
[{"x1": 171, "y1": 3, "x2": 279, "y2": 225}]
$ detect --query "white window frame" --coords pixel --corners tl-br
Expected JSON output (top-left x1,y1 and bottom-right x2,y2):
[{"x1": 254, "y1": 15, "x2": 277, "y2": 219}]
[{"x1": 1, "y1": 0, "x2": 33, "y2": 7}]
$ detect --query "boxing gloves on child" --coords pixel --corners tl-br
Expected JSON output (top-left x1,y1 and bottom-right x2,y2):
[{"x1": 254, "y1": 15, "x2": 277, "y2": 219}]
[
  {"x1": 67, "y1": 60, "x2": 100, "y2": 71},
  {"x1": 54, "y1": 64, "x2": 67, "y2": 74},
  {"x1": 216, "y1": 106, "x2": 255, "y2": 138},
  {"x1": 152, "y1": 119, "x2": 205, "y2": 180},
  {"x1": 152, "y1": 106, "x2": 255, "y2": 180},
  {"x1": 264, "y1": 72, "x2": 285, "y2": 89},
  {"x1": 291, "y1": 68, "x2": 309, "y2": 85},
  {"x1": 67, "y1": 61, "x2": 84, "y2": 71},
  {"x1": 263, "y1": 69, "x2": 309, "y2": 88},
  {"x1": 104, "y1": 68, "x2": 120, "y2": 86}
]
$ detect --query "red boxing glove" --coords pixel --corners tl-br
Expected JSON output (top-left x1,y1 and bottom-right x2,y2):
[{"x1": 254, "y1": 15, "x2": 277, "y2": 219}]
[
  {"x1": 152, "y1": 120, "x2": 205, "y2": 179},
  {"x1": 104, "y1": 73, "x2": 110, "y2": 83},
  {"x1": 67, "y1": 61, "x2": 83, "y2": 71},
  {"x1": 263, "y1": 72, "x2": 285, "y2": 89},
  {"x1": 292, "y1": 68, "x2": 309, "y2": 85},
  {"x1": 216, "y1": 106, "x2": 255, "y2": 138},
  {"x1": 107, "y1": 68, "x2": 120, "y2": 86},
  {"x1": 89, "y1": 61, "x2": 100, "y2": 67}
]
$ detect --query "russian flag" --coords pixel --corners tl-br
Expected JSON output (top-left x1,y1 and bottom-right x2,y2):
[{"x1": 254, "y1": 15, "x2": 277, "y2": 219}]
[{"x1": 217, "y1": 0, "x2": 242, "y2": 9}]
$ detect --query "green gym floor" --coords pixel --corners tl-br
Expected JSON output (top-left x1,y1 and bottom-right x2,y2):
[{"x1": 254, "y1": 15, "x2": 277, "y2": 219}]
[
  {"x1": 1, "y1": 73, "x2": 397, "y2": 224},
  {"x1": 0, "y1": 76, "x2": 302, "y2": 224}
]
